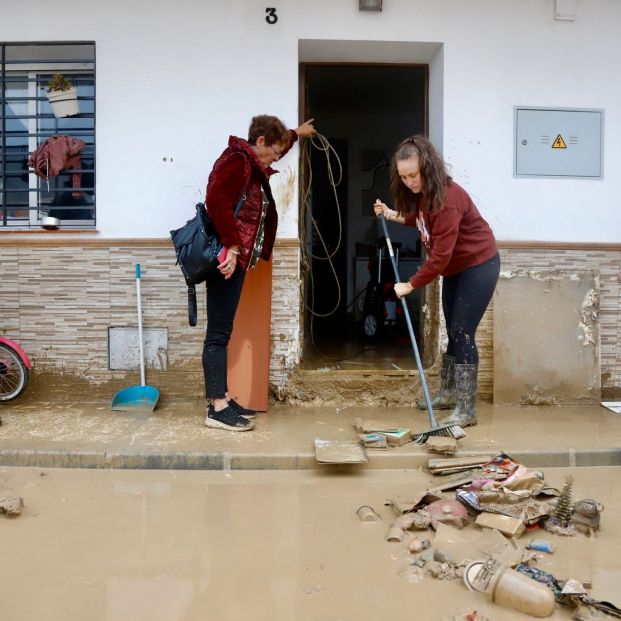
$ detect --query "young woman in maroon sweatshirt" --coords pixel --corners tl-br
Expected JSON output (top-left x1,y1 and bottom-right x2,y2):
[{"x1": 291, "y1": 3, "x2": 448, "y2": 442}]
[
  {"x1": 203, "y1": 115, "x2": 316, "y2": 432},
  {"x1": 374, "y1": 135, "x2": 499, "y2": 428}
]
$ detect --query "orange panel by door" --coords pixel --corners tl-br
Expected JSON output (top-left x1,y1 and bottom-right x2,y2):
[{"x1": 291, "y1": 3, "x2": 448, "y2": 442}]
[{"x1": 227, "y1": 258, "x2": 273, "y2": 412}]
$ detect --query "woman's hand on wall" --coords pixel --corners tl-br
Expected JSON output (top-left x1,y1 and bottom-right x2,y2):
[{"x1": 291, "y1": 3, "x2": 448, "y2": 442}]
[{"x1": 295, "y1": 119, "x2": 316, "y2": 138}]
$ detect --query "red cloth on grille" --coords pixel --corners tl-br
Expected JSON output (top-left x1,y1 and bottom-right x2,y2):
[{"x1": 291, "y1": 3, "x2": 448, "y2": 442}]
[{"x1": 27, "y1": 135, "x2": 86, "y2": 197}]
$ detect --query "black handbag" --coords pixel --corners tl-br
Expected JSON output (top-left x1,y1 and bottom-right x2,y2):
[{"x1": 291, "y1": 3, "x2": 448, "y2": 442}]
[{"x1": 171, "y1": 187, "x2": 247, "y2": 326}]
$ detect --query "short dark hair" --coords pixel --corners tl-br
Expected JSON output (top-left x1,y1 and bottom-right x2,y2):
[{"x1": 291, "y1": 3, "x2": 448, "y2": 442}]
[{"x1": 248, "y1": 115, "x2": 289, "y2": 146}]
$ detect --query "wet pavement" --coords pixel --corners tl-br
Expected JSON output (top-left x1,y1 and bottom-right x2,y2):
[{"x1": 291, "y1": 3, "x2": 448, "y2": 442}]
[
  {"x1": 0, "y1": 400, "x2": 620, "y2": 470},
  {"x1": 1, "y1": 464, "x2": 620, "y2": 620},
  {"x1": 1, "y1": 399, "x2": 620, "y2": 619}
]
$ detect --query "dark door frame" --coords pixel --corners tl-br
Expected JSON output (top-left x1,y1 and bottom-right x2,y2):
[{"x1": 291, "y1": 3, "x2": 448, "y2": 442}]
[{"x1": 298, "y1": 61, "x2": 430, "y2": 363}]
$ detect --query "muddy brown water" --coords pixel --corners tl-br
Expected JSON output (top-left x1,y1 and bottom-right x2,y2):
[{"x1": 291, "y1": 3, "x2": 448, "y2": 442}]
[{"x1": 0, "y1": 466, "x2": 619, "y2": 620}]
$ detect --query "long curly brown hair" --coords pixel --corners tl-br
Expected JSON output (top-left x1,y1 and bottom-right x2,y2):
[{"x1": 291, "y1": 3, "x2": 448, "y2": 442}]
[{"x1": 389, "y1": 135, "x2": 452, "y2": 215}]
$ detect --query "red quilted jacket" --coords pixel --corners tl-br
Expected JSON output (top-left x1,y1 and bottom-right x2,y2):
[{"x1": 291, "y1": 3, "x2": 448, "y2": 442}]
[
  {"x1": 27, "y1": 134, "x2": 86, "y2": 197},
  {"x1": 205, "y1": 131, "x2": 297, "y2": 271}
]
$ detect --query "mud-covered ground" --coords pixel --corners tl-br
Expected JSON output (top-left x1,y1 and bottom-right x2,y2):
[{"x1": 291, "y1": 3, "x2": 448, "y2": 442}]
[{"x1": 0, "y1": 465, "x2": 619, "y2": 621}]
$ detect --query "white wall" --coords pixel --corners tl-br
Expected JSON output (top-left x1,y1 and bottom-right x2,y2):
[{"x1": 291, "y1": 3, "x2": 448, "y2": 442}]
[{"x1": 2, "y1": 0, "x2": 621, "y2": 242}]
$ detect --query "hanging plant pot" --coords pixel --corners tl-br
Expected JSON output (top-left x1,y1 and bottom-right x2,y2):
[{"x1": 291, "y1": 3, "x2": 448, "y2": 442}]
[{"x1": 47, "y1": 87, "x2": 80, "y2": 118}]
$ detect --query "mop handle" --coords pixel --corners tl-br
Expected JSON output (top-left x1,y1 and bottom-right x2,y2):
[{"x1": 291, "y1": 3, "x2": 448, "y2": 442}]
[
  {"x1": 135, "y1": 264, "x2": 146, "y2": 387},
  {"x1": 379, "y1": 214, "x2": 438, "y2": 426}
]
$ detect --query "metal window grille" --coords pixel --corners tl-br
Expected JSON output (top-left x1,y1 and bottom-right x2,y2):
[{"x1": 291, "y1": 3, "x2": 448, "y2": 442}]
[{"x1": 0, "y1": 41, "x2": 95, "y2": 230}]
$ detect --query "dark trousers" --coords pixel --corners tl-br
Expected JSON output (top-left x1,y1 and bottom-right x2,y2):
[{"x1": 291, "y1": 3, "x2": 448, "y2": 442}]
[
  {"x1": 202, "y1": 267, "x2": 245, "y2": 399},
  {"x1": 442, "y1": 252, "x2": 500, "y2": 364}
]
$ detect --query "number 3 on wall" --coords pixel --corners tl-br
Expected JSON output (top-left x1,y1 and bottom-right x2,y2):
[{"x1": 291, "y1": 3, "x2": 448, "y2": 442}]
[{"x1": 265, "y1": 7, "x2": 278, "y2": 24}]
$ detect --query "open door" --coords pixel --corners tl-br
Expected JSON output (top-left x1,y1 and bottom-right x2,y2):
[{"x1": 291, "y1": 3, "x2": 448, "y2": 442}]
[{"x1": 300, "y1": 63, "x2": 428, "y2": 370}]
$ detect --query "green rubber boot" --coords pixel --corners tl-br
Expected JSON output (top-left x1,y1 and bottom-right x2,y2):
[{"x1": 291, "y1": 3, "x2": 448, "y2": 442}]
[
  {"x1": 418, "y1": 354, "x2": 457, "y2": 410},
  {"x1": 439, "y1": 363, "x2": 478, "y2": 428}
]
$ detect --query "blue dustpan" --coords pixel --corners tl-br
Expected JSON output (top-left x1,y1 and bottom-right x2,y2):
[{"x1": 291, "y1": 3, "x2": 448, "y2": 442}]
[
  {"x1": 111, "y1": 264, "x2": 160, "y2": 412},
  {"x1": 111, "y1": 385, "x2": 160, "y2": 412}
]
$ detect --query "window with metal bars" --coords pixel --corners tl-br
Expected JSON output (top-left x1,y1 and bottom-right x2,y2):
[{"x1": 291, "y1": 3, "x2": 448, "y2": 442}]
[{"x1": 0, "y1": 41, "x2": 95, "y2": 230}]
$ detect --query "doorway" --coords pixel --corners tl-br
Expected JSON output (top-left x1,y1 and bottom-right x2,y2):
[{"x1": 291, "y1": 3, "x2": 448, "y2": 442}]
[{"x1": 300, "y1": 63, "x2": 428, "y2": 370}]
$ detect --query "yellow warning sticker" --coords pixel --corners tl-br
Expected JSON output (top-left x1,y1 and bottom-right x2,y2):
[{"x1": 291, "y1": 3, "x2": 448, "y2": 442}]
[{"x1": 552, "y1": 134, "x2": 567, "y2": 149}]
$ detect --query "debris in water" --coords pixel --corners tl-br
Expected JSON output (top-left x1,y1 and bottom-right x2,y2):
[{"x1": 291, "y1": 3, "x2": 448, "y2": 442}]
[
  {"x1": 527, "y1": 538, "x2": 554, "y2": 554},
  {"x1": 424, "y1": 435, "x2": 458, "y2": 455},
  {"x1": 356, "y1": 505, "x2": 382, "y2": 522},
  {"x1": 409, "y1": 536, "x2": 432, "y2": 553},
  {"x1": 0, "y1": 496, "x2": 24, "y2": 517}
]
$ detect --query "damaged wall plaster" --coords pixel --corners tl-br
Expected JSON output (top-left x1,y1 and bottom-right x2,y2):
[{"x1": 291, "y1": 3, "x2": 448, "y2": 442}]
[
  {"x1": 579, "y1": 287, "x2": 599, "y2": 347},
  {"x1": 493, "y1": 269, "x2": 601, "y2": 405},
  {"x1": 273, "y1": 166, "x2": 297, "y2": 239}
]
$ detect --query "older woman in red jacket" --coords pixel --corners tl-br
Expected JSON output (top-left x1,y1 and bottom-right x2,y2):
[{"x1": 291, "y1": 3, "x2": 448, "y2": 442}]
[
  {"x1": 203, "y1": 115, "x2": 316, "y2": 432},
  {"x1": 374, "y1": 135, "x2": 499, "y2": 429}
]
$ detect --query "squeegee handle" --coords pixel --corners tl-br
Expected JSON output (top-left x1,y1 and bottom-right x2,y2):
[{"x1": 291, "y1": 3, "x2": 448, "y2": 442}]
[
  {"x1": 135, "y1": 263, "x2": 146, "y2": 387},
  {"x1": 379, "y1": 214, "x2": 437, "y2": 426}
]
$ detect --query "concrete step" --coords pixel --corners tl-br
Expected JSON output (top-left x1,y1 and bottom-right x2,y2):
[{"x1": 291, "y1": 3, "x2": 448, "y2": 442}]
[{"x1": 273, "y1": 368, "x2": 438, "y2": 407}]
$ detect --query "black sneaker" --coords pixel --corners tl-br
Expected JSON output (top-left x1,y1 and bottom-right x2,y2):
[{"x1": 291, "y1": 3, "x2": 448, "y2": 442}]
[
  {"x1": 205, "y1": 405, "x2": 254, "y2": 432},
  {"x1": 228, "y1": 398, "x2": 257, "y2": 420}
]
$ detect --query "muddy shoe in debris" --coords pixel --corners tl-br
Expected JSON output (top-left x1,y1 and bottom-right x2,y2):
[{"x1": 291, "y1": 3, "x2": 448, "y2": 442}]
[
  {"x1": 572, "y1": 498, "x2": 604, "y2": 534},
  {"x1": 205, "y1": 405, "x2": 255, "y2": 432},
  {"x1": 439, "y1": 363, "x2": 478, "y2": 428},
  {"x1": 418, "y1": 354, "x2": 457, "y2": 410}
]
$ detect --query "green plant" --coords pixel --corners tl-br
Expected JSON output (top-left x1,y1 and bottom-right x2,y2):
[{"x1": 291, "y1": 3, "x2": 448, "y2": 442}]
[{"x1": 46, "y1": 73, "x2": 73, "y2": 93}]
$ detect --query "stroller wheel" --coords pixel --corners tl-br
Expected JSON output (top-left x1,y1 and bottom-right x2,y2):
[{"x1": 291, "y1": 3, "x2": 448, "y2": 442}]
[
  {"x1": 0, "y1": 343, "x2": 29, "y2": 402},
  {"x1": 362, "y1": 313, "x2": 379, "y2": 338}
]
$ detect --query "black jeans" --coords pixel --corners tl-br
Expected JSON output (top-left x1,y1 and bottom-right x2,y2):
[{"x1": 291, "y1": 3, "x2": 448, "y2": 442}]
[
  {"x1": 442, "y1": 252, "x2": 500, "y2": 365},
  {"x1": 202, "y1": 267, "x2": 246, "y2": 399}
]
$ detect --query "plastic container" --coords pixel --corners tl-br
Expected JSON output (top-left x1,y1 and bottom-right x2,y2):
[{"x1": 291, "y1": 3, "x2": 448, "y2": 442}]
[
  {"x1": 464, "y1": 560, "x2": 555, "y2": 618},
  {"x1": 357, "y1": 506, "x2": 381, "y2": 522}
]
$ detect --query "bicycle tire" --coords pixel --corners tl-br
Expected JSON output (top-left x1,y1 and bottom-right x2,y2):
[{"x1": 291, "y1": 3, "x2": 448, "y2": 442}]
[{"x1": 0, "y1": 343, "x2": 29, "y2": 401}]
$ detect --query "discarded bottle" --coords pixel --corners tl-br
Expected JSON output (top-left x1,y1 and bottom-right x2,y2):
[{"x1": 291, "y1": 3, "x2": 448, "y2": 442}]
[
  {"x1": 357, "y1": 505, "x2": 381, "y2": 522},
  {"x1": 464, "y1": 560, "x2": 556, "y2": 618}
]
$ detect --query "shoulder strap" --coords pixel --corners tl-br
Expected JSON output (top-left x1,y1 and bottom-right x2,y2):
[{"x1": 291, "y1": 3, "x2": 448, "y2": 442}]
[
  {"x1": 187, "y1": 283, "x2": 197, "y2": 327},
  {"x1": 233, "y1": 154, "x2": 252, "y2": 216}
]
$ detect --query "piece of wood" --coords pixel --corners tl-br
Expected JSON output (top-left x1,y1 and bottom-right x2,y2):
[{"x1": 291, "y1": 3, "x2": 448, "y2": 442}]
[
  {"x1": 475, "y1": 512, "x2": 526, "y2": 538},
  {"x1": 228, "y1": 258, "x2": 272, "y2": 412},
  {"x1": 428, "y1": 455, "x2": 493, "y2": 469}
]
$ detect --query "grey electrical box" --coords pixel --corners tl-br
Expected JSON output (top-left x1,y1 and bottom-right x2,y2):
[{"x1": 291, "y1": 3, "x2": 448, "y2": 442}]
[
  {"x1": 514, "y1": 106, "x2": 604, "y2": 179},
  {"x1": 108, "y1": 327, "x2": 168, "y2": 370}
]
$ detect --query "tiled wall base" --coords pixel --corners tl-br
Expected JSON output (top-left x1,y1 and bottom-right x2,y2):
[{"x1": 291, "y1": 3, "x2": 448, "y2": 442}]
[
  {"x1": 0, "y1": 240, "x2": 303, "y2": 403},
  {"x1": 1, "y1": 240, "x2": 619, "y2": 403}
]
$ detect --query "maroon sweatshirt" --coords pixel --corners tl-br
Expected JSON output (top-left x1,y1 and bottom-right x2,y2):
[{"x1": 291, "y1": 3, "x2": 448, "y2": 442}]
[{"x1": 403, "y1": 181, "x2": 497, "y2": 289}]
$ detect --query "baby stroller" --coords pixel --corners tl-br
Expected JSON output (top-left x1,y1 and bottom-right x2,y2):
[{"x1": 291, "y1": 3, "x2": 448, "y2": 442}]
[
  {"x1": 361, "y1": 238, "x2": 403, "y2": 338},
  {"x1": 0, "y1": 335, "x2": 31, "y2": 402}
]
